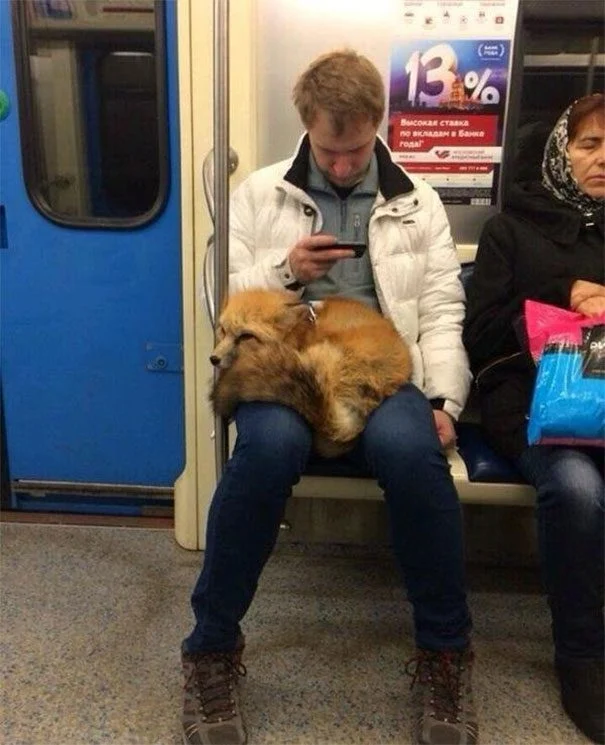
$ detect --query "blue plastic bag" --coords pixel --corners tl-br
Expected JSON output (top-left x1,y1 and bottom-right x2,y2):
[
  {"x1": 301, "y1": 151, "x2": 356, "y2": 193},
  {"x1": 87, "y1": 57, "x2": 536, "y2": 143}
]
[{"x1": 527, "y1": 325, "x2": 605, "y2": 446}]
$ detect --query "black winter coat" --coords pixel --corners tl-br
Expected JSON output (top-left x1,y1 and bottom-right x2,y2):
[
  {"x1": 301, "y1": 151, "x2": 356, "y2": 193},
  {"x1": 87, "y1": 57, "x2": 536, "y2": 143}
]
[{"x1": 463, "y1": 182, "x2": 605, "y2": 460}]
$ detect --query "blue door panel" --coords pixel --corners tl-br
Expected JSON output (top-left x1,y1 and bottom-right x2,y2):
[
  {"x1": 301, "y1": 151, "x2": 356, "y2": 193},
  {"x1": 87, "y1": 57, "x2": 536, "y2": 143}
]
[{"x1": 0, "y1": 1, "x2": 184, "y2": 488}]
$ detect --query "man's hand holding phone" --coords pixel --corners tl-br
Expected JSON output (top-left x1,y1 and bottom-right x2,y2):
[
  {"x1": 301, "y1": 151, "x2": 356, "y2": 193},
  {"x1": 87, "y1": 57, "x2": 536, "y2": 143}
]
[
  {"x1": 333, "y1": 241, "x2": 367, "y2": 258},
  {"x1": 288, "y1": 233, "x2": 359, "y2": 284}
]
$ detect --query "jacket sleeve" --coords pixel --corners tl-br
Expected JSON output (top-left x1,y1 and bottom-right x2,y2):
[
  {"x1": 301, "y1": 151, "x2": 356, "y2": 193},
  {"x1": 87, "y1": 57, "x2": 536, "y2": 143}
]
[
  {"x1": 417, "y1": 188, "x2": 471, "y2": 420},
  {"x1": 226, "y1": 175, "x2": 293, "y2": 294},
  {"x1": 462, "y1": 216, "x2": 522, "y2": 373},
  {"x1": 462, "y1": 214, "x2": 578, "y2": 374}
]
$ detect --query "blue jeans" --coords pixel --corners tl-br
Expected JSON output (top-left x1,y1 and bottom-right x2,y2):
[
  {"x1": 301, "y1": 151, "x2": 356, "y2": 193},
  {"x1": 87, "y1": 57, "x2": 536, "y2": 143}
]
[
  {"x1": 516, "y1": 445, "x2": 604, "y2": 661},
  {"x1": 185, "y1": 384, "x2": 472, "y2": 654}
]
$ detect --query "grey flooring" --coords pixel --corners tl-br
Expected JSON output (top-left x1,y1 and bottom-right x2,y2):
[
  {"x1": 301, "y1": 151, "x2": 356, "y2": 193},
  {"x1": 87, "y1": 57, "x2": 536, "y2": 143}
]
[{"x1": 0, "y1": 522, "x2": 592, "y2": 745}]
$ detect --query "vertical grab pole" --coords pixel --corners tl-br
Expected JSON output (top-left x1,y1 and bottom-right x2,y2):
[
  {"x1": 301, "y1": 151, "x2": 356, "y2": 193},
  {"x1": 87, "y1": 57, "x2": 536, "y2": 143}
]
[{"x1": 213, "y1": 0, "x2": 230, "y2": 480}]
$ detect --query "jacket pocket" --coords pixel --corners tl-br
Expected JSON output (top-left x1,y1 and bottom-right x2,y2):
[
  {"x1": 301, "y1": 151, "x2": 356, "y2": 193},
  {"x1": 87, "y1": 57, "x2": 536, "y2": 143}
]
[
  {"x1": 475, "y1": 351, "x2": 529, "y2": 392},
  {"x1": 477, "y1": 371, "x2": 534, "y2": 461}
]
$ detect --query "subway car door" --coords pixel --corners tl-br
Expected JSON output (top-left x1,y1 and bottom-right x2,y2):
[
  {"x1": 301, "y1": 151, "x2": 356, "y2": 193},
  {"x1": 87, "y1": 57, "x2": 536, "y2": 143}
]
[{"x1": 0, "y1": 0, "x2": 184, "y2": 512}]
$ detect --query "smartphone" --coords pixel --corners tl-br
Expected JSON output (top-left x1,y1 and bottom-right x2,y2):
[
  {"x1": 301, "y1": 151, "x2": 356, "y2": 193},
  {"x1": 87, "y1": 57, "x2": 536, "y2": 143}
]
[{"x1": 325, "y1": 241, "x2": 367, "y2": 258}]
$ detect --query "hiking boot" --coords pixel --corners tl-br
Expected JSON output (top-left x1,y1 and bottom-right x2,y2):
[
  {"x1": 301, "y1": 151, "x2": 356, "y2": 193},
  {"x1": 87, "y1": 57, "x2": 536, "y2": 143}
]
[
  {"x1": 556, "y1": 656, "x2": 604, "y2": 744},
  {"x1": 181, "y1": 635, "x2": 247, "y2": 745},
  {"x1": 406, "y1": 647, "x2": 478, "y2": 745}
]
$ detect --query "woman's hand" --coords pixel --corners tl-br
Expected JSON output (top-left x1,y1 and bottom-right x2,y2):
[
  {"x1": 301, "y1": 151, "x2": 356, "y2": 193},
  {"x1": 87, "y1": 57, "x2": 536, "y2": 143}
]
[
  {"x1": 570, "y1": 279, "x2": 605, "y2": 312},
  {"x1": 575, "y1": 295, "x2": 605, "y2": 316},
  {"x1": 288, "y1": 234, "x2": 354, "y2": 284}
]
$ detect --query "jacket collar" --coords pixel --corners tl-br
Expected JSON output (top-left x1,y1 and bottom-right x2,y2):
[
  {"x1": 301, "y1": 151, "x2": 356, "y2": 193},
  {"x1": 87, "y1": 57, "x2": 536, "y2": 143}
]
[
  {"x1": 508, "y1": 182, "x2": 604, "y2": 244},
  {"x1": 283, "y1": 134, "x2": 415, "y2": 200}
]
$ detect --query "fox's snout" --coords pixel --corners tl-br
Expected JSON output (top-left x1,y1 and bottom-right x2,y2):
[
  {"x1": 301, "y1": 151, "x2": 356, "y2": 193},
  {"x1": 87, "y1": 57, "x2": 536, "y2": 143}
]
[{"x1": 210, "y1": 336, "x2": 237, "y2": 369}]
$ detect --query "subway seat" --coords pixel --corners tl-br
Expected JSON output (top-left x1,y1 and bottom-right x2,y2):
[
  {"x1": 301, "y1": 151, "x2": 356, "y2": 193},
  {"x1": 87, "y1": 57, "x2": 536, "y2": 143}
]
[
  {"x1": 292, "y1": 262, "x2": 536, "y2": 506},
  {"x1": 293, "y1": 434, "x2": 535, "y2": 506}
]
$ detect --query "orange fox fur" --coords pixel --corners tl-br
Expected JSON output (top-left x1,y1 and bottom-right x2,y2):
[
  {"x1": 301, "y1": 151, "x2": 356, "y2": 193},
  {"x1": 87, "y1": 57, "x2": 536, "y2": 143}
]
[{"x1": 210, "y1": 289, "x2": 412, "y2": 457}]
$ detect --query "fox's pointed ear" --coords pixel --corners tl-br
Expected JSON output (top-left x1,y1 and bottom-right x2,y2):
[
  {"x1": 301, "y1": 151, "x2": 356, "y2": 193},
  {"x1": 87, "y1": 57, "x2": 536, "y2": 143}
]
[{"x1": 278, "y1": 301, "x2": 309, "y2": 329}]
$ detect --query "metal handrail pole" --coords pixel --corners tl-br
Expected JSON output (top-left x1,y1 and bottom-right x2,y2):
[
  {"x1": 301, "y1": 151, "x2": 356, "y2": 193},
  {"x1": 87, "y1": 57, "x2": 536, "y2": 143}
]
[
  {"x1": 213, "y1": 0, "x2": 230, "y2": 480},
  {"x1": 201, "y1": 147, "x2": 239, "y2": 325}
]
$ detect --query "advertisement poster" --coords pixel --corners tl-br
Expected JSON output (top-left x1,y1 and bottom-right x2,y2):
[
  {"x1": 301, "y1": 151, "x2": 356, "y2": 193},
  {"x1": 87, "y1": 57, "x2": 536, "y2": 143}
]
[{"x1": 388, "y1": 0, "x2": 519, "y2": 205}]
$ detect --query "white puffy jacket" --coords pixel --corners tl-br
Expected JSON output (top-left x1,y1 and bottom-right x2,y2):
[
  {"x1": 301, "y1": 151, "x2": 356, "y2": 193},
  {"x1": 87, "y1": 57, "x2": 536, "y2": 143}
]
[{"x1": 224, "y1": 136, "x2": 471, "y2": 420}]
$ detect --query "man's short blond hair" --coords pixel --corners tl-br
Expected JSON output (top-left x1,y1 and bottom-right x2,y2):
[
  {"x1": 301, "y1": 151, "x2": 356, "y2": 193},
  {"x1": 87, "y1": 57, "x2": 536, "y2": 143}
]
[{"x1": 292, "y1": 49, "x2": 385, "y2": 135}]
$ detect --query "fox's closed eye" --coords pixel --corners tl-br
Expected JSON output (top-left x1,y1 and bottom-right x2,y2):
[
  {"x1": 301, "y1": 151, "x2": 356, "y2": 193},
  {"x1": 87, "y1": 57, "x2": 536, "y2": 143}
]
[{"x1": 237, "y1": 332, "x2": 256, "y2": 342}]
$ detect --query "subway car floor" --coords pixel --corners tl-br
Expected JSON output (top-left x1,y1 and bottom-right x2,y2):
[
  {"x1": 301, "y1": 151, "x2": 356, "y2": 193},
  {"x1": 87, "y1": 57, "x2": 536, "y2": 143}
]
[{"x1": 0, "y1": 519, "x2": 592, "y2": 745}]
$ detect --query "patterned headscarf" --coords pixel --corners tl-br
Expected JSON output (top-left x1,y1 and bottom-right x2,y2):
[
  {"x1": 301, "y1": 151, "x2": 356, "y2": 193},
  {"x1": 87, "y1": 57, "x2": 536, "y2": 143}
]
[{"x1": 541, "y1": 99, "x2": 604, "y2": 217}]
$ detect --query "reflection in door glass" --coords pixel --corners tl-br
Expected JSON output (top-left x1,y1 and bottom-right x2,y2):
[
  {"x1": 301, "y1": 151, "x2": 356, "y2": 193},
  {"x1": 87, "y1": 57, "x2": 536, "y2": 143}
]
[{"x1": 13, "y1": 0, "x2": 167, "y2": 225}]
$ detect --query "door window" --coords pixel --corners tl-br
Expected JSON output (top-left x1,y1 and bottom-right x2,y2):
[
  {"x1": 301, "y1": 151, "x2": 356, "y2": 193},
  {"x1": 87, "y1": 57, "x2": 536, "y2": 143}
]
[
  {"x1": 12, "y1": 0, "x2": 168, "y2": 227},
  {"x1": 509, "y1": 12, "x2": 604, "y2": 185}
]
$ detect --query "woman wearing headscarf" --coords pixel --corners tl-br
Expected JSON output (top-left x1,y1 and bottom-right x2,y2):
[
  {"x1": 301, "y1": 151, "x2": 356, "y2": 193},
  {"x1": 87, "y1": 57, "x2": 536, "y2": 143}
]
[{"x1": 463, "y1": 94, "x2": 604, "y2": 744}]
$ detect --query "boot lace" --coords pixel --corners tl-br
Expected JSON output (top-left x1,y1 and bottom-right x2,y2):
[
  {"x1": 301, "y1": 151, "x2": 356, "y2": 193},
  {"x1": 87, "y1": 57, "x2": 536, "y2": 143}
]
[
  {"x1": 186, "y1": 651, "x2": 247, "y2": 723},
  {"x1": 405, "y1": 649, "x2": 469, "y2": 724}
]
